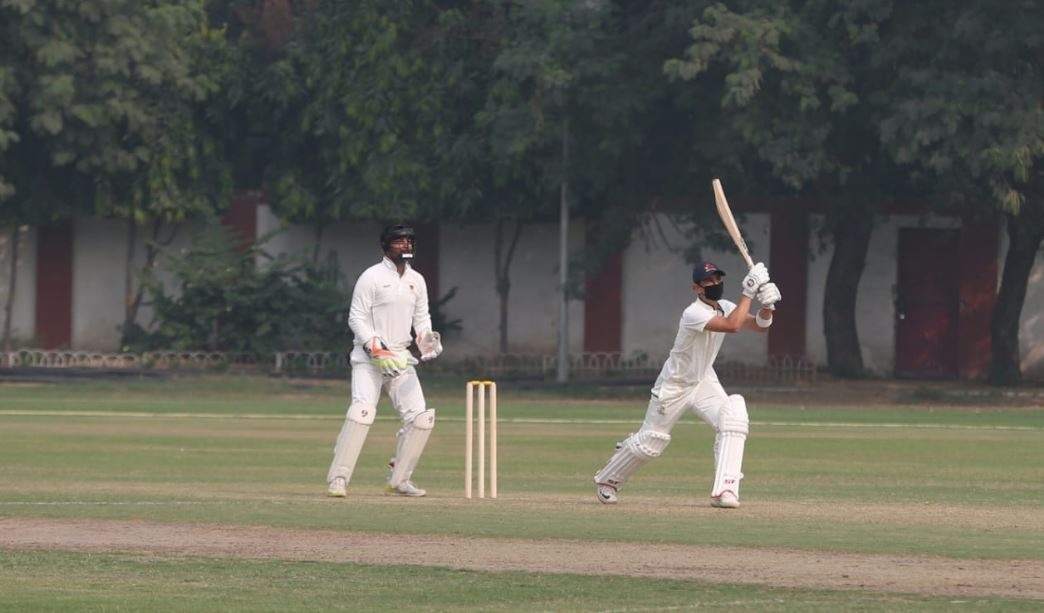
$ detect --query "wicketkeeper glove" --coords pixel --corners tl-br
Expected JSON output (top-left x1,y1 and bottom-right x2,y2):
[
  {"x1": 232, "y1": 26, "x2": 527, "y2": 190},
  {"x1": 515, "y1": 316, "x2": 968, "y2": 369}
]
[
  {"x1": 417, "y1": 330, "x2": 443, "y2": 362},
  {"x1": 756, "y1": 282, "x2": 781, "y2": 310},
  {"x1": 741, "y1": 263, "x2": 770, "y2": 299},
  {"x1": 364, "y1": 337, "x2": 408, "y2": 378}
]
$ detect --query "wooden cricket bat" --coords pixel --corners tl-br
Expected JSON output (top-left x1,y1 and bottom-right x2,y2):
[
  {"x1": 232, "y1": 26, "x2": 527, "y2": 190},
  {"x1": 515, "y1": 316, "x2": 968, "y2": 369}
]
[{"x1": 712, "y1": 178, "x2": 754, "y2": 269}]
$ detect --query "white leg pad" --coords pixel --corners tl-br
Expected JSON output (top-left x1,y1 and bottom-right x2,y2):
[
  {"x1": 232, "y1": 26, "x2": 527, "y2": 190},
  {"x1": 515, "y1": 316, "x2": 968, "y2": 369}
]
[
  {"x1": 593, "y1": 430, "x2": 671, "y2": 490},
  {"x1": 388, "y1": 409, "x2": 435, "y2": 487},
  {"x1": 326, "y1": 403, "x2": 376, "y2": 484},
  {"x1": 712, "y1": 394, "x2": 749, "y2": 498}
]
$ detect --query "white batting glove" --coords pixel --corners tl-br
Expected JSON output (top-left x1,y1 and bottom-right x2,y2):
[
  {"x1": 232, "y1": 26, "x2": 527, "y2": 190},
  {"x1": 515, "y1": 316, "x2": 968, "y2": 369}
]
[
  {"x1": 417, "y1": 330, "x2": 443, "y2": 362},
  {"x1": 741, "y1": 263, "x2": 769, "y2": 299},
  {"x1": 757, "y1": 282, "x2": 781, "y2": 310},
  {"x1": 364, "y1": 337, "x2": 408, "y2": 378}
]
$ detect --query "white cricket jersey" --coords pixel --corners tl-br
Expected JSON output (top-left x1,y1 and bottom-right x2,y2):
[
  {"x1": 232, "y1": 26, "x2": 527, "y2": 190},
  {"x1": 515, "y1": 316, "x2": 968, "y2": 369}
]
[
  {"x1": 651, "y1": 298, "x2": 736, "y2": 400},
  {"x1": 348, "y1": 257, "x2": 432, "y2": 352}
]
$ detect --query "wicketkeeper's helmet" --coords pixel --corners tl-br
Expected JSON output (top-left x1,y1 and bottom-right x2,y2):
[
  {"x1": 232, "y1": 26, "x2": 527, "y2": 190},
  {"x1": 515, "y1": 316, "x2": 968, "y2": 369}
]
[{"x1": 380, "y1": 223, "x2": 416, "y2": 251}]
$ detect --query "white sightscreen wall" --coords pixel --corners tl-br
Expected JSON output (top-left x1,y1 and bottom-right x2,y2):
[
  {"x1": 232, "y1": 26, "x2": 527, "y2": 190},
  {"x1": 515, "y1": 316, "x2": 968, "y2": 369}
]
[
  {"x1": 259, "y1": 209, "x2": 587, "y2": 355},
  {"x1": 805, "y1": 214, "x2": 964, "y2": 376},
  {"x1": 72, "y1": 217, "x2": 127, "y2": 350},
  {"x1": 621, "y1": 212, "x2": 770, "y2": 367},
  {"x1": 257, "y1": 205, "x2": 384, "y2": 298},
  {"x1": 440, "y1": 221, "x2": 585, "y2": 355},
  {"x1": 72, "y1": 217, "x2": 203, "y2": 350},
  {"x1": 0, "y1": 226, "x2": 37, "y2": 344}
]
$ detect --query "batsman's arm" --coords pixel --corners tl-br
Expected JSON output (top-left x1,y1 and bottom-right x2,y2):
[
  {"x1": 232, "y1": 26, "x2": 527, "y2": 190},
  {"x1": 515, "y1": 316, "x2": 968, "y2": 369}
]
[
  {"x1": 704, "y1": 295, "x2": 755, "y2": 333},
  {"x1": 742, "y1": 306, "x2": 774, "y2": 333}
]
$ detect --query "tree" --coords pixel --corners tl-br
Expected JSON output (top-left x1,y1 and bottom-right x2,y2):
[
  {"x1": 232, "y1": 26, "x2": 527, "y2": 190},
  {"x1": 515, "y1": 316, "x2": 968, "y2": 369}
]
[
  {"x1": 259, "y1": 0, "x2": 485, "y2": 237},
  {"x1": 876, "y1": 0, "x2": 1044, "y2": 384},
  {"x1": 0, "y1": 0, "x2": 234, "y2": 349},
  {"x1": 477, "y1": 0, "x2": 642, "y2": 362}
]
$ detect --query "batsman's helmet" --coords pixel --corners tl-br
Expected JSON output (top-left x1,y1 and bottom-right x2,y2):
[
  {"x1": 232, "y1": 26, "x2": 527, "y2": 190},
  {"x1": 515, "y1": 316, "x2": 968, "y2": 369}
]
[{"x1": 380, "y1": 223, "x2": 416, "y2": 251}]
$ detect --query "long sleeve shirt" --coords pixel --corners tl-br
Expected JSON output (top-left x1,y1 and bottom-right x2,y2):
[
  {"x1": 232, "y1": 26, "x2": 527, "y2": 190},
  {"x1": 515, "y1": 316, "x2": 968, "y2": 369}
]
[{"x1": 348, "y1": 257, "x2": 432, "y2": 352}]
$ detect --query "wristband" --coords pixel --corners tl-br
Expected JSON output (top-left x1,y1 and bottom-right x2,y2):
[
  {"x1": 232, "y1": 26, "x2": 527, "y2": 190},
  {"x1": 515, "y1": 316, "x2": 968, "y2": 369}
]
[{"x1": 756, "y1": 311, "x2": 773, "y2": 328}]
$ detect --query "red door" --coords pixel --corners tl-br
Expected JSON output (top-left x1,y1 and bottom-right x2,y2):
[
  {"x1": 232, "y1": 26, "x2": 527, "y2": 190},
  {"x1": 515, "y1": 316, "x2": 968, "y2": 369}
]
[{"x1": 895, "y1": 229, "x2": 960, "y2": 378}]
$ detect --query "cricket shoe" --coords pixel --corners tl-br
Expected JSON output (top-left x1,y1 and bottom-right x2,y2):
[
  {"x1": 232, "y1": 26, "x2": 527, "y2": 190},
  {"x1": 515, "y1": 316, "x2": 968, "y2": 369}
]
[
  {"x1": 595, "y1": 483, "x2": 618, "y2": 505},
  {"x1": 710, "y1": 491, "x2": 740, "y2": 508},
  {"x1": 386, "y1": 480, "x2": 427, "y2": 497},
  {"x1": 327, "y1": 476, "x2": 347, "y2": 498}
]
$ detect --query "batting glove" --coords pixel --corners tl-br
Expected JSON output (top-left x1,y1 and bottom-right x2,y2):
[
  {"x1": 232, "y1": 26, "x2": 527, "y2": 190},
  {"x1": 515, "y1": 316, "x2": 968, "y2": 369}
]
[
  {"x1": 741, "y1": 263, "x2": 769, "y2": 299},
  {"x1": 756, "y1": 282, "x2": 781, "y2": 310}
]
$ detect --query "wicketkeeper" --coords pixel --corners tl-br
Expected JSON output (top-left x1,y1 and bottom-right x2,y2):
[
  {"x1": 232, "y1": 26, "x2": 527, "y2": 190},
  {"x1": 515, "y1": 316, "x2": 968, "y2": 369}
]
[
  {"x1": 593, "y1": 261, "x2": 780, "y2": 508},
  {"x1": 326, "y1": 223, "x2": 443, "y2": 498}
]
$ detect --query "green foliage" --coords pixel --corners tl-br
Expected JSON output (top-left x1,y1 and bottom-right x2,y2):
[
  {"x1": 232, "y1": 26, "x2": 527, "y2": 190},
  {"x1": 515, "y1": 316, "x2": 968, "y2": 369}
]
[
  {"x1": 127, "y1": 223, "x2": 349, "y2": 352},
  {"x1": 258, "y1": 0, "x2": 485, "y2": 225},
  {"x1": 0, "y1": 0, "x2": 233, "y2": 222},
  {"x1": 875, "y1": 0, "x2": 1043, "y2": 214}
]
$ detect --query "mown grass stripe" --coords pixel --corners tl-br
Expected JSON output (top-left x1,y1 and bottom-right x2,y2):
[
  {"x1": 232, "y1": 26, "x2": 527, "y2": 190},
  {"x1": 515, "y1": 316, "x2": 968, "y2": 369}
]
[{"x1": 0, "y1": 409, "x2": 1040, "y2": 431}]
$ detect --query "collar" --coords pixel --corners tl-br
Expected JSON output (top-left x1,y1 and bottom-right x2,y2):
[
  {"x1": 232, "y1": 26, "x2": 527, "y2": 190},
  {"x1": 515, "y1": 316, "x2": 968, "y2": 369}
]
[
  {"x1": 381, "y1": 256, "x2": 411, "y2": 272},
  {"x1": 696, "y1": 297, "x2": 724, "y2": 315}
]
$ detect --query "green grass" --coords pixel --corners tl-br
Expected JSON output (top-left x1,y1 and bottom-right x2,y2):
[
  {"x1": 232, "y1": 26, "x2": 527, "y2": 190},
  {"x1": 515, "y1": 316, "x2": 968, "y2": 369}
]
[
  {"x1": 5, "y1": 550, "x2": 1036, "y2": 613},
  {"x1": 1, "y1": 375, "x2": 1042, "y2": 610}
]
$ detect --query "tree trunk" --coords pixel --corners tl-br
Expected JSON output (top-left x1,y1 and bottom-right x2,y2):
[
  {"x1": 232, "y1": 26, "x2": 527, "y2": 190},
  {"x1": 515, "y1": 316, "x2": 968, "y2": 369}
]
[
  {"x1": 493, "y1": 218, "x2": 523, "y2": 353},
  {"x1": 2, "y1": 225, "x2": 21, "y2": 362},
  {"x1": 122, "y1": 218, "x2": 139, "y2": 339},
  {"x1": 990, "y1": 211, "x2": 1044, "y2": 386},
  {"x1": 121, "y1": 220, "x2": 178, "y2": 347},
  {"x1": 823, "y1": 212, "x2": 874, "y2": 377},
  {"x1": 312, "y1": 222, "x2": 325, "y2": 262}
]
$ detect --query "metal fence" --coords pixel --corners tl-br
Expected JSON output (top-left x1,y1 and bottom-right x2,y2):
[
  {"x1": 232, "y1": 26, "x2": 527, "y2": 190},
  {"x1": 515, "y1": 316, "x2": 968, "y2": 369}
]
[{"x1": 0, "y1": 348, "x2": 818, "y2": 385}]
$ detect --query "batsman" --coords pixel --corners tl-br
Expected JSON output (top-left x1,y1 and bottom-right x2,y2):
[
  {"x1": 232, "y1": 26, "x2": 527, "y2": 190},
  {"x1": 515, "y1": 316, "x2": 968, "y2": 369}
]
[
  {"x1": 326, "y1": 223, "x2": 443, "y2": 498},
  {"x1": 593, "y1": 260, "x2": 780, "y2": 508}
]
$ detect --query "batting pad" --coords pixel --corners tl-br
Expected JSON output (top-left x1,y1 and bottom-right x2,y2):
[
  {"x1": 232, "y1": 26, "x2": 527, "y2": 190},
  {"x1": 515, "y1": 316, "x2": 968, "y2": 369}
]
[
  {"x1": 388, "y1": 409, "x2": 435, "y2": 487},
  {"x1": 594, "y1": 430, "x2": 671, "y2": 489},
  {"x1": 712, "y1": 395, "x2": 749, "y2": 497},
  {"x1": 326, "y1": 403, "x2": 376, "y2": 484}
]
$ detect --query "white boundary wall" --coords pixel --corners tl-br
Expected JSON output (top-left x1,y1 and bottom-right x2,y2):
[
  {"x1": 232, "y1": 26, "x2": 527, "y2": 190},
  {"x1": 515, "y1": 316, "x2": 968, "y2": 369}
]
[
  {"x1": 0, "y1": 226, "x2": 36, "y2": 345},
  {"x1": 621, "y1": 213, "x2": 771, "y2": 365},
  {"x1": 4, "y1": 208, "x2": 1044, "y2": 378}
]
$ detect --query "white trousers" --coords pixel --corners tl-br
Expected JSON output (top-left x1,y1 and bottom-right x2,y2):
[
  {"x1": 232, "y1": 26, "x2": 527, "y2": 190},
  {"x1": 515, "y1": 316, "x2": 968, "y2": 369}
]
[
  {"x1": 348, "y1": 356, "x2": 427, "y2": 424},
  {"x1": 325, "y1": 352, "x2": 428, "y2": 483},
  {"x1": 643, "y1": 378, "x2": 730, "y2": 435}
]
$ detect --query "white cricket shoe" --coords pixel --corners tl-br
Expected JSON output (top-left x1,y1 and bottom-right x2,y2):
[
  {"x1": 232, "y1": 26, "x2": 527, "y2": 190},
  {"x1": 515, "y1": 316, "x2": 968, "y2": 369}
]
[
  {"x1": 596, "y1": 483, "x2": 618, "y2": 504},
  {"x1": 386, "y1": 480, "x2": 427, "y2": 497},
  {"x1": 710, "y1": 491, "x2": 740, "y2": 508},
  {"x1": 327, "y1": 476, "x2": 347, "y2": 498}
]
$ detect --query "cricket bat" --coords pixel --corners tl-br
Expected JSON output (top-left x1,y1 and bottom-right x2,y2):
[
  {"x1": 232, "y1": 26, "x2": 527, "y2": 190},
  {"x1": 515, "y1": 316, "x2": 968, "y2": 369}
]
[{"x1": 712, "y1": 178, "x2": 754, "y2": 269}]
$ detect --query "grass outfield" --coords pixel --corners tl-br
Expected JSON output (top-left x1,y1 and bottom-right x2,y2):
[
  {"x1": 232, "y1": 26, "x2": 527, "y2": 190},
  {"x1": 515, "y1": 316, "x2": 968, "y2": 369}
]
[{"x1": 0, "y1": 373, "x2": 1042, "y2": 611}]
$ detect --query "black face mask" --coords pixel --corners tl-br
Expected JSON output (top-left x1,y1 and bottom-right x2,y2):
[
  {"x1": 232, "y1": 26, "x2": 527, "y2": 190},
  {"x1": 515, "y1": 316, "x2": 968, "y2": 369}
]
[{"x1": 703, "y1": 283, "x2": 724, "y2": 301}]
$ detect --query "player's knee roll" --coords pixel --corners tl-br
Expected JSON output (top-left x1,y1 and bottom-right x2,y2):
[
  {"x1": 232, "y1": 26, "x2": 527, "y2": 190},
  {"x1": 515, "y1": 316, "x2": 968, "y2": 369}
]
[
  {"x1": 718, "y1": 394, "x2": 749, "y2": 435},
  {"x1": 410, "y1": 408, "x2": 435, "y2": 430},
  {"x1": 347, "y1": 403, "x2": 377, "y2": 425},
  {"x1": 626, "y1": 430, "x2": 671, "y2": 458}
]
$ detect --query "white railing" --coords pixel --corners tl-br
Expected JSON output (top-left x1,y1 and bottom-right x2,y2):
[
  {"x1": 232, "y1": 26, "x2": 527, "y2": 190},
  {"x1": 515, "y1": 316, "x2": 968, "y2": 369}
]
[{"x1": 0, "y1": 348, "x2": 817, "y2": 384}]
